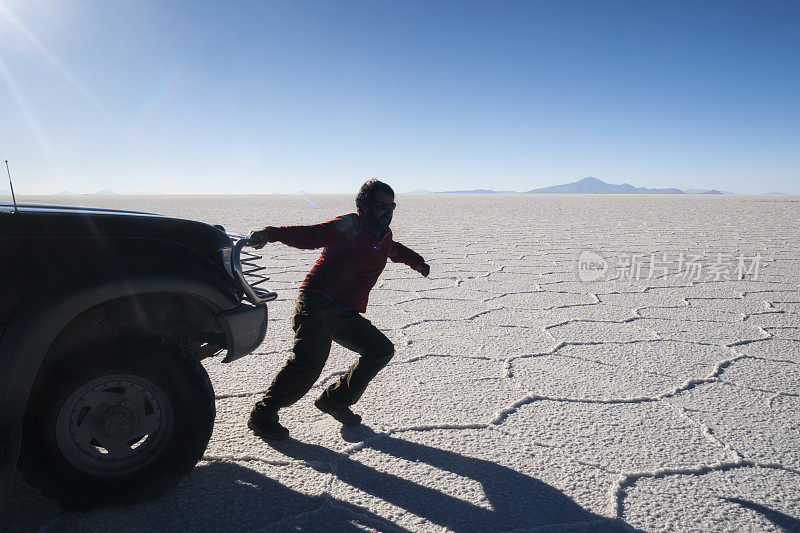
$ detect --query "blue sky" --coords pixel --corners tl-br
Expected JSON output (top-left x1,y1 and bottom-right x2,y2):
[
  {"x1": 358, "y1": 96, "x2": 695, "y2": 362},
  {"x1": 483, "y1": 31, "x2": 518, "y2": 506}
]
[{"x1": 1, "y1": 0, "x2": 798, "y2": 194}]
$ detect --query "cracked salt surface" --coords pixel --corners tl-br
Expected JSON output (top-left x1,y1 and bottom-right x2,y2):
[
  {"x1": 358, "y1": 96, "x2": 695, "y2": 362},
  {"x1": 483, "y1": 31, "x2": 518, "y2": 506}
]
[
  {"x1": 667, "y1": 382, "x2": 800, "y2": 470},
  {"x1": 622, "y1": 467, "x2": 800, "y2": 532},
  {"x1": 635, "y1": 317, "x2": 770, "y2": 345},
  {"x1": 399, "y1": 320, "x2": 555, "y2": 359},
  {"x1": 510, "y1": 341, "x2": 734, "y2": 400},
  {"x1": 3, "y1": 194, "x2": 799, "y2": 531}
]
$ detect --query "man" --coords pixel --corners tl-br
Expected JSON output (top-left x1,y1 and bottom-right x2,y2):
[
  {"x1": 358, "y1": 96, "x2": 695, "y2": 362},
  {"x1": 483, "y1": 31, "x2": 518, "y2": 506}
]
[{"x1": 246, "y1": 179, "x2": 430, "y2": 439}]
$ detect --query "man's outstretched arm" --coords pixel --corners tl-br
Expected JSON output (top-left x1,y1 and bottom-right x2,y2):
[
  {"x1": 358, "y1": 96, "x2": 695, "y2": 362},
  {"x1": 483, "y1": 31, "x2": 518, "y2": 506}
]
[
  {"x1": 249, "y1": 215, "x2": 356, "y2": 250},
  {"x1": 389, "y1": 241, "x2": 430, "y2": 277}
]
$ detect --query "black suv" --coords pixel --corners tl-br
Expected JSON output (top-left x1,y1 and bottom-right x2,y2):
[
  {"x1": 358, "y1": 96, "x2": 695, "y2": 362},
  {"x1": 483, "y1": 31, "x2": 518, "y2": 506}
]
[{"x1": 0, "y1": 202, "x2": 274, "y2": 509}]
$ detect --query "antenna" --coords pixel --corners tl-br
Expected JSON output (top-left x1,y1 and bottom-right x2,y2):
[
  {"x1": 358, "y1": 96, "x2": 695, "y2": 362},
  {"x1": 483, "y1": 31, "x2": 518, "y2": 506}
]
[{"x1": 5, "y1": 160, "x2": 18, "y2": 213}]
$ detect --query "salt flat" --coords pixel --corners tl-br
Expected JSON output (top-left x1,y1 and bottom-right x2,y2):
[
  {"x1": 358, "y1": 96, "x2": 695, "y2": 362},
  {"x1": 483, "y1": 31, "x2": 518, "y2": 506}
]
[{"x1": 3, "y1": 194, "x2": 799, "y2": 531}]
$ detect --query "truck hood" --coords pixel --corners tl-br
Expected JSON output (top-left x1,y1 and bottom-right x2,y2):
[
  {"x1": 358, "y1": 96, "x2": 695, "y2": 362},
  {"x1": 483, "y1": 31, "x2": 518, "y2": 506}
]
[
  {"x1": 0, "y1": 202, "x2": 233, "y2": 258},
  {"x1": 0, "y1": 202, "x2": 165, "y2": 217}
]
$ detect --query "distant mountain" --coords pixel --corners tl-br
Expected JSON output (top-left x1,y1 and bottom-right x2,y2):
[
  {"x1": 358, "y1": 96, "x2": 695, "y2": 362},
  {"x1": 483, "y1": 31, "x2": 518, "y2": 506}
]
[
  {"x1": 93, "y1": 189, "x2": 118, "y2": 195},
  {"x1": 765, "y1": 191, "x2": 788, "y2": 195},
  {"x1": 525, "y1": 177, "x2": 684, "y2": 194},
  {"x1": 406, "y1": 189, "x2": 434, "y2": 194},
  {"x1": 428, "y1": 177, "x2": 730, "y2": 194},
  {"x1": 437, "y1": 189, "x2": 517, "y2": 194},
  {"x1": 57, "y1": 190, "x2": 80, "y2": 195},
  {"x1": 684, "y1": 188, "x2": 732, "y2": 194}
]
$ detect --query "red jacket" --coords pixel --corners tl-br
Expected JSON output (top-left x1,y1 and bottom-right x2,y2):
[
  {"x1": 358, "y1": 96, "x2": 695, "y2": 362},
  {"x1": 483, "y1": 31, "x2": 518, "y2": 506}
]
[{"x1": 263, "y1": 213, "x2": 424, "y2": 312}]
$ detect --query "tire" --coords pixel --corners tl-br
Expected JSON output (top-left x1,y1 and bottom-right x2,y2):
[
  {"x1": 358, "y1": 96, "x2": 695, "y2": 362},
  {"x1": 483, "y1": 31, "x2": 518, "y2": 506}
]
[{"x1": 19, "y1": 330, "x2": 215, "y2": 507}]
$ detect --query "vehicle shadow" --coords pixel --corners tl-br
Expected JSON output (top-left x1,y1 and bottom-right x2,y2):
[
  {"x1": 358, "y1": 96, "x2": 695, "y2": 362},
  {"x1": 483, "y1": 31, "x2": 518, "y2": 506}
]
[
  {"x1": 268, "y1": 425, "x2": 634, "y2": 532},
  {"x1": 1, "y1": 461, "x2": 411, "y2": 532}
]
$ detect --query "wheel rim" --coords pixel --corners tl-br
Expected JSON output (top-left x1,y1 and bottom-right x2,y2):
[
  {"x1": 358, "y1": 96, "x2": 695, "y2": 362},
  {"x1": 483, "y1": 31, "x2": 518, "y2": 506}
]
[{"x1": 55, "y1": 374, "x2": 174, "y2": 476}]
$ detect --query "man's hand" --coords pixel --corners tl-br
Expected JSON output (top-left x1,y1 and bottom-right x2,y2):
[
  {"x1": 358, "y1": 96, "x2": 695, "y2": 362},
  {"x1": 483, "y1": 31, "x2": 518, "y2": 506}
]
[
  {"x1": 248, "y1": 229, "x2": 270, "y2": 250},
  {"x1": 415, "y1": 262, "x2": 430, "y2": 277}
]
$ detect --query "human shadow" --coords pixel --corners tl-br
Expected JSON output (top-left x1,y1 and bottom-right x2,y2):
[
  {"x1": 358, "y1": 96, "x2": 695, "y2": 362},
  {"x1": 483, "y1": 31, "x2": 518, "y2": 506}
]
[
  {"x1": 723, "y1": 497, "x2": 800, "y2": 532},
  {"x1": 269, "y1": 425, "x2": 634, "y2": 531}
]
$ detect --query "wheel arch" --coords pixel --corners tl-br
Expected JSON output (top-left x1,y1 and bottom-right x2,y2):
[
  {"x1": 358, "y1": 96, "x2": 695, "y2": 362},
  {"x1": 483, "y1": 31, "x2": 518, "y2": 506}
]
[
  {"x1": 49, "y1": 292, "x2": 228, "y2": 361},
  {"x1": 0, "y1": 258, "x2": 237, "y2": 431}
]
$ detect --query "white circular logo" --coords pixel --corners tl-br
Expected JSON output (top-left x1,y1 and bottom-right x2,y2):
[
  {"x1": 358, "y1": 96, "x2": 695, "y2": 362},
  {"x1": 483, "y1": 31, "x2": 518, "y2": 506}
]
[{"x1": 577, "y1": 251, "x2": 608, "y2": 282}]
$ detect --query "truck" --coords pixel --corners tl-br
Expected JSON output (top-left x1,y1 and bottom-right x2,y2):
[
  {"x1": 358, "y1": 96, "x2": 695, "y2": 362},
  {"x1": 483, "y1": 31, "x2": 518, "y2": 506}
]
[{"x1": 0, "y1": 201, "x2": 274, "y2": 509}]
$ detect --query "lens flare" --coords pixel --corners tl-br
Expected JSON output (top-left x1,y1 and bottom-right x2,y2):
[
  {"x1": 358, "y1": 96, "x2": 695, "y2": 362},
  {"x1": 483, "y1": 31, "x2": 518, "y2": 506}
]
[
  {"x1": 0, "y1": 3, "x2": 115, "y2": 125},
  {"x1": 0, "y1": 51, "x2": 50, "y2": 152}
]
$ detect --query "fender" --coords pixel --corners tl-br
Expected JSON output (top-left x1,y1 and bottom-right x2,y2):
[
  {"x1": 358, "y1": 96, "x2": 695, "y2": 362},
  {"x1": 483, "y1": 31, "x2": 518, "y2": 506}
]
[{"x1": 0, "y1": 257, "x2": 239, "y2": 432}]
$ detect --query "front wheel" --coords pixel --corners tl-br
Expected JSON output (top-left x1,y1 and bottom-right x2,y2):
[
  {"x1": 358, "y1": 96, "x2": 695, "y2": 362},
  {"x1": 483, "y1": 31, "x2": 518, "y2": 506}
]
[{"x1": 20, "y1": 332, "x2": 215, "y2": 507}]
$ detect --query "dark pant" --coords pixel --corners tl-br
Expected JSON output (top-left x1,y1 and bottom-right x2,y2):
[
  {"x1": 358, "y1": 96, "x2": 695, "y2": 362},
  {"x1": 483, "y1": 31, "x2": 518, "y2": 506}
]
[{"x1": 256, "y1": 291, "x2": 394, "y2": 412}]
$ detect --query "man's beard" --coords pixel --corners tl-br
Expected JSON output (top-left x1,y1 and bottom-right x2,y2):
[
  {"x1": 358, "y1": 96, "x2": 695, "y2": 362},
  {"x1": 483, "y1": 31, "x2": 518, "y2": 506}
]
[{"x1": 364, "y1": 211, "x2": 391, "y2": 231}]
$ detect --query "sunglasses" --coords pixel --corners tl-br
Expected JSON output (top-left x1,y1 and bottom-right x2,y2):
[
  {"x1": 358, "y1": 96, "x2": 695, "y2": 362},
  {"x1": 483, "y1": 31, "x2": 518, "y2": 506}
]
[{"x1": 374, "y1": 201, "x2": 396, "y2": 211}]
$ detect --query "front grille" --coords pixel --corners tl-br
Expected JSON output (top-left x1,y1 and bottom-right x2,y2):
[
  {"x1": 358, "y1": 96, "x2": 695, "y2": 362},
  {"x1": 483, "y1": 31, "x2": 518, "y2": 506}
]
[{"x1": 228, "y1": 237, "x2": 277, "y2": 304}]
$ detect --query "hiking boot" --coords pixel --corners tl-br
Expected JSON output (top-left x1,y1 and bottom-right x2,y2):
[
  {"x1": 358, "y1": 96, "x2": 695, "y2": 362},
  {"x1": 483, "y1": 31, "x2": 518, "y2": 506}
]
[
  {"x1": 314, "y1": 395, "x2": 362, "y2": 426},
  {"x1": 248, "y1": 405, "x2": 289, "y2": 440}
]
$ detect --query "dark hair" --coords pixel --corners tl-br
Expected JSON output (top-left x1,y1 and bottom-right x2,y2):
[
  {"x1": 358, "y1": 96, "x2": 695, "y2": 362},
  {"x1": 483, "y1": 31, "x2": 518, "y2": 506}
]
[{"x1": 356, "y1": 178, "x2": 394, "y2": 216}]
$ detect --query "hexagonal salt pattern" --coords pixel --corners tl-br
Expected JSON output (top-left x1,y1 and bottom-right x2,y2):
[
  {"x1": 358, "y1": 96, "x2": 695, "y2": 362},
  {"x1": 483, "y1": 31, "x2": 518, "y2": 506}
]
[
  {"x1": 4, "y1": 194, "x2": 798, "y2": 531},
  {"x1": 499, "y1": 400, "x2": 732, "y2": 473},
  {"x1": 667, "y1": 382, "x2": 800, "y2": 470},
  {"x1": 510, "y1": 341, "x2": 735, "y2": 400},
  {"x1": 621, "y1": 466, "x2": 800, "y2": 532}
]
